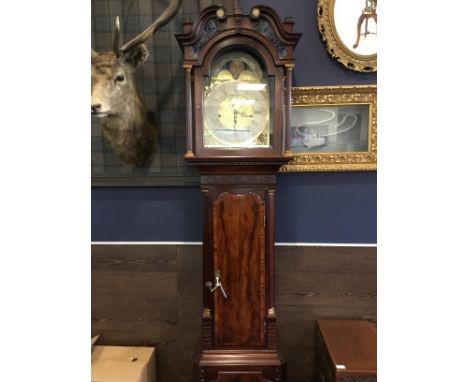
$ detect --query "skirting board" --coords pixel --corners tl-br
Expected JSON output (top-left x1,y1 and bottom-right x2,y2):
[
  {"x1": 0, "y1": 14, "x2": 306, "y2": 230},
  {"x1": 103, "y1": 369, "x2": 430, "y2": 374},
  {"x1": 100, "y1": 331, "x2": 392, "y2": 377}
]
[{"x1": 92, "y1": 241, "x2": 377, "y2": 247}]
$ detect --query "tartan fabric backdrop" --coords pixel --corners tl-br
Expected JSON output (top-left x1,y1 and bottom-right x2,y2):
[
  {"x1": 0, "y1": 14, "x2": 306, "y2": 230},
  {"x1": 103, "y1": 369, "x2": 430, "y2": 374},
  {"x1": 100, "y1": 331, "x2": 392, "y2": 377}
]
[{"x1": 91, "y1": 0, "x2": 235, "y2": 186}]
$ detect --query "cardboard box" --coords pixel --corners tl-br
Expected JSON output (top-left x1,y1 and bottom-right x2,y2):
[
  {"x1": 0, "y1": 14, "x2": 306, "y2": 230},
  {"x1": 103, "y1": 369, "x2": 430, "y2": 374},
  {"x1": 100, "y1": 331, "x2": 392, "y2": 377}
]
[{"x1": 91, "y1": 345, "x2": 156, "y2": 382}]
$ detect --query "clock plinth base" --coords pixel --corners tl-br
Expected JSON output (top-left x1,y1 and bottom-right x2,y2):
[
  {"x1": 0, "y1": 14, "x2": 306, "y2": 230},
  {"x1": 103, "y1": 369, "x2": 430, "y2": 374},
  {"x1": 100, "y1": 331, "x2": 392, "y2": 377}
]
[{"x1": 195, "y1": 350, "x2": 286, "y2": 382}]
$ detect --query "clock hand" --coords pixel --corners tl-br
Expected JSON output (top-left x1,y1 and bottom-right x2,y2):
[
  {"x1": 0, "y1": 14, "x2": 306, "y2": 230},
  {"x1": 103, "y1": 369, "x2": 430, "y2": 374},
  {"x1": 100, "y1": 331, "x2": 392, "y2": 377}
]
[
  {"x1": 238, "y1": 111, "x2": 253, "y2": 118},
  {"x1": 233, "y1": 109, "x2": 238, "y2": 130}
]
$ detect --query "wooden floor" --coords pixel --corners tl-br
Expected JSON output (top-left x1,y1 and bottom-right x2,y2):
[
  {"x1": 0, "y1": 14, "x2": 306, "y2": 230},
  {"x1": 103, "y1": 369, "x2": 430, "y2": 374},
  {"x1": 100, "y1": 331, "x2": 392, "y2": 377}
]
[{"x1": 91, "y1": 244, "x2": 376, "y2": 382}]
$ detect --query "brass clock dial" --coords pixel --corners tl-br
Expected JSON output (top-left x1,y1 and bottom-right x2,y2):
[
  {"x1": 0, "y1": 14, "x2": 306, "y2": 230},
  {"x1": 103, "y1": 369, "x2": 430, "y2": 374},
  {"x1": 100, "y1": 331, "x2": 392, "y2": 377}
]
[{"x1": 203, "y1": 80, "x2": 269, "y2": 148}]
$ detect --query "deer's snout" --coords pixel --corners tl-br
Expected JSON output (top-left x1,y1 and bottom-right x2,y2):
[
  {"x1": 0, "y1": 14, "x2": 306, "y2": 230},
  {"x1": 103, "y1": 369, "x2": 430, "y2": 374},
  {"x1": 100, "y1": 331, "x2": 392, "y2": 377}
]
[{"x1": 91, "y1": 104, "x2": 102, "y2": 114}]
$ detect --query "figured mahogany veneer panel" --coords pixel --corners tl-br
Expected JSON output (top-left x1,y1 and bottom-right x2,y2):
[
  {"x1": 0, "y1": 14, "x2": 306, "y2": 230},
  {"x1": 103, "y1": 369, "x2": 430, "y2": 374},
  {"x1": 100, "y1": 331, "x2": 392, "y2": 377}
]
[{"x1": 212, "y1": 192, "x2": 266, "y2": 348}]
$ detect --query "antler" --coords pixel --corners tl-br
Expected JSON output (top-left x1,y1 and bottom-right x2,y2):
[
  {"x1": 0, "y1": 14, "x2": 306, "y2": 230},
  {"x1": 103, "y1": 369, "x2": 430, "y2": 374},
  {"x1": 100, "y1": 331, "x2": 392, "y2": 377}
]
[
  {"x1": 118, "y1": 0, "x2": 181, "y2": 53},
  {"x1": 113, "y1": 16, "x2": 121, "y2": 58}
]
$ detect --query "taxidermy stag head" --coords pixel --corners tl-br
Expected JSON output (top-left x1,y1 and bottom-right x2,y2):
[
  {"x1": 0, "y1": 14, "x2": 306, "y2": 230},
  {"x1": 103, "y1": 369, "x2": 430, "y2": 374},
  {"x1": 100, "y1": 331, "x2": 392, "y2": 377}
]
[{"x1": 91, "y1": 0, "x2": 181, "y2": 166}]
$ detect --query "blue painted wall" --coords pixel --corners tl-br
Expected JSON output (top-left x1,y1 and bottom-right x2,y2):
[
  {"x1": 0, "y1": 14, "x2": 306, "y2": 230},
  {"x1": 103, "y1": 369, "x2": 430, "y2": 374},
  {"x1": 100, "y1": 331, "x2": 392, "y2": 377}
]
[{"x1": 92, "y1": 0, "x2": 377, "y2": 244}]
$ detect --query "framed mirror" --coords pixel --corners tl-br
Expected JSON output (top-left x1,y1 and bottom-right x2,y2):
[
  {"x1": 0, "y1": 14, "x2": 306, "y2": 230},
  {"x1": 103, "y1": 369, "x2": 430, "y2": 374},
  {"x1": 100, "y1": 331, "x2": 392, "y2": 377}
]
[{"x1": 317, "y1": 0, "x2": 377, "y2": 72}]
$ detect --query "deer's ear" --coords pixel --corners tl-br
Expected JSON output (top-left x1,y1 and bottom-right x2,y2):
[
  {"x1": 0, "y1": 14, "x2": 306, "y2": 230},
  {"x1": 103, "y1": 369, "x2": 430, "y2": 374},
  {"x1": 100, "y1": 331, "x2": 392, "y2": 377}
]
[
  {"x1": 123, "y1": 44, "x2": 149, "y2": 70},
  {"x1": 91, "y1": 49, "x2": 98, "y2": 59}
]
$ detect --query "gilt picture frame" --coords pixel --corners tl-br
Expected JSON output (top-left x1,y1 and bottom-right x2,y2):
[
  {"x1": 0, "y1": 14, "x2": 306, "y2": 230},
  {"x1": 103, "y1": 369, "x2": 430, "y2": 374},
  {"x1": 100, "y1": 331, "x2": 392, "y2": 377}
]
[
  {"x1": 317, "y1": 0, "x2": 377, "y2": 72},
  {"x1": 281, "y1": 85, "x2": 377, "y2": 173}
]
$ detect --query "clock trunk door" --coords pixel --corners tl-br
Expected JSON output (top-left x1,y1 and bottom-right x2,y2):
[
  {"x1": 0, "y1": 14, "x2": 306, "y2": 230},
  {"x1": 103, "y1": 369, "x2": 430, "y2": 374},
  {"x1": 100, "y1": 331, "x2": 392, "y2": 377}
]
[{"x1": 212, "y1": 192, "x2": 265, "y2": 349}]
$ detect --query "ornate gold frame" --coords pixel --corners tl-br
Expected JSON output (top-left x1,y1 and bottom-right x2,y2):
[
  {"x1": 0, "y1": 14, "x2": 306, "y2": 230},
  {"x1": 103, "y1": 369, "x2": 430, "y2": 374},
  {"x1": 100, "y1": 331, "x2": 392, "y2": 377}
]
[
  {"x1": 317, "y1": 0, "x2": 377, "y2": 72},
  {"x1": 281, "y1": 85, "x2": 377, "y2": 172}
]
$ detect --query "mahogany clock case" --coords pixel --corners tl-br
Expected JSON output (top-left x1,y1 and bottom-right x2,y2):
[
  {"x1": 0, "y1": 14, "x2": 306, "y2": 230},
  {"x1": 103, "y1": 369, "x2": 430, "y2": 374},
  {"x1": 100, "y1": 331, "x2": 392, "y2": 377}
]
[{"x1": 176, "y1": 5, "x2": 301, "y2": 381}]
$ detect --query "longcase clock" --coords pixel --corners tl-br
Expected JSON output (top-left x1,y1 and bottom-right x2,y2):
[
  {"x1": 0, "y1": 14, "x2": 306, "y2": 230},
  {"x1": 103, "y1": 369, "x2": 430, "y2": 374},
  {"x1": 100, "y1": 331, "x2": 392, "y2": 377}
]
[{"x1": 176, "y1": 5, "x2": 301, "y2": 382}]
